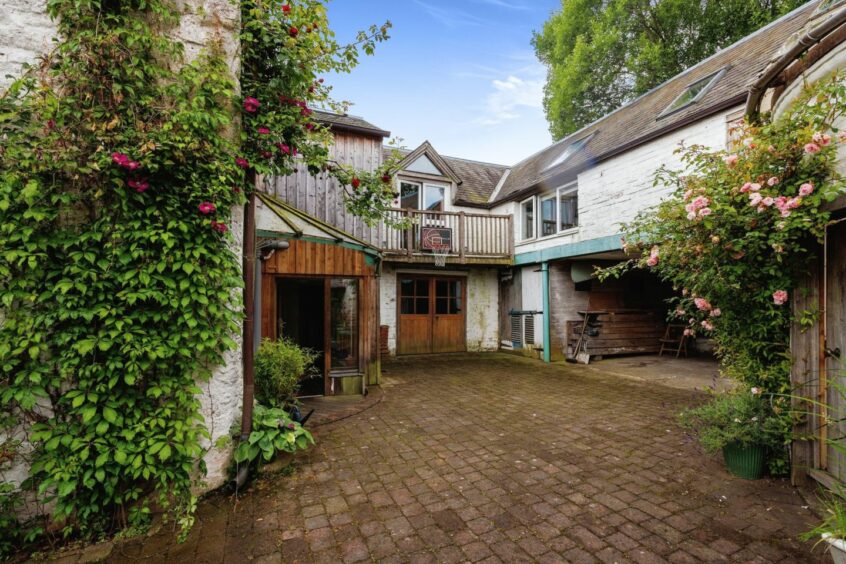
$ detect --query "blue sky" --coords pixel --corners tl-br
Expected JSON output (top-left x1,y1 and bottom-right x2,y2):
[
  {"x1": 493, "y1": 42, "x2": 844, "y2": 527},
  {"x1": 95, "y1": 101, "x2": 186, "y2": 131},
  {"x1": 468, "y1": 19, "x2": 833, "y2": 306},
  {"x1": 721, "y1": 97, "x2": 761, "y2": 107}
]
[{"x1": 325, "y1": 0, "x2": 561, "y2": 166}]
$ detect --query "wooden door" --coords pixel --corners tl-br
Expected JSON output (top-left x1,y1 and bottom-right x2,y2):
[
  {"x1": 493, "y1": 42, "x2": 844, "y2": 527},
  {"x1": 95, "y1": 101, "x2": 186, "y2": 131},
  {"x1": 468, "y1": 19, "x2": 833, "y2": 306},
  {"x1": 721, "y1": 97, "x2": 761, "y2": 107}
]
[
  {"x1": 397, "y1": 276, "x2": 466, "y2": 355},
  {"x1": 825, "y1": 222, "x2": 846, "y2": 479},
  {"x1": 432, "y1": 278, "x2": 465, "y2": 353}
]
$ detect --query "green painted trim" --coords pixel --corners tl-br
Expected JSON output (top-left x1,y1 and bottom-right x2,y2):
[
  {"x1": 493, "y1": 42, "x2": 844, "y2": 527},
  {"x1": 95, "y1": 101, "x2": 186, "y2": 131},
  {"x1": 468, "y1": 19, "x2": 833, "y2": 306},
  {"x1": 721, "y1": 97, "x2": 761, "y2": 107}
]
[
  {"x1": 257, "y1": 230, "x2": 381, "y2": 259},
  {"x1": 541, "y1": 262, "x2": 551, "y2": 364},
  {"x1": 514, "y1": 234, "x2": 622, "y2": 265}
]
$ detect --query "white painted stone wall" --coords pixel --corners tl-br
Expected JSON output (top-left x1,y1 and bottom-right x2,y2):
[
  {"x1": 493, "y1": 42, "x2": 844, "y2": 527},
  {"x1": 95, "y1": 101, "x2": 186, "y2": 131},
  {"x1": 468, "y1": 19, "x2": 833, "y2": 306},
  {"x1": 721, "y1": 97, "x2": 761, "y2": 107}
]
[
  {"x1": 496, "y1": 108, "x2": 739, "y2": 257},
  {"x1": 0, "y1": 1, "x2": 243, "y2": 495},
  {"x1": 379, "y1": 264, "x2": 499, "y2": 355}
]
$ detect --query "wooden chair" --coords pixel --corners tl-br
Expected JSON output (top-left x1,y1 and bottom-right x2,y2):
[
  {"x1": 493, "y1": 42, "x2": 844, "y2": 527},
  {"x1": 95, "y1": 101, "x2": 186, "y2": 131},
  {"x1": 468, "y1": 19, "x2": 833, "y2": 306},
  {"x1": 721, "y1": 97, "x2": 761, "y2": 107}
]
[{"x1": 659, "y1": 323, "x2": 688, "y2": 358}]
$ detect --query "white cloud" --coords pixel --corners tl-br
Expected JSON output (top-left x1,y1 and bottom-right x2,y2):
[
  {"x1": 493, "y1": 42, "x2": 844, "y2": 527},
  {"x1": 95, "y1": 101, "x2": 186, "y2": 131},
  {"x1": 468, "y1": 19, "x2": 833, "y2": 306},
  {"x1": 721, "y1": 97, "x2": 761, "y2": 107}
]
[{"x1": 477, "y1": 71, "x2": 544, "y2": 125}]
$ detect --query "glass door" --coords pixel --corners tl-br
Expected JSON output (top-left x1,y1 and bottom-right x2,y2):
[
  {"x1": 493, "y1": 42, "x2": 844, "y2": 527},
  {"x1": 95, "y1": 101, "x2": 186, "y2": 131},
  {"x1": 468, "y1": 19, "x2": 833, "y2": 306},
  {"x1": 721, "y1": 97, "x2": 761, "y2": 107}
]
[{"x1": 330, "y1": 279, "x2": 359, "y2": 373}]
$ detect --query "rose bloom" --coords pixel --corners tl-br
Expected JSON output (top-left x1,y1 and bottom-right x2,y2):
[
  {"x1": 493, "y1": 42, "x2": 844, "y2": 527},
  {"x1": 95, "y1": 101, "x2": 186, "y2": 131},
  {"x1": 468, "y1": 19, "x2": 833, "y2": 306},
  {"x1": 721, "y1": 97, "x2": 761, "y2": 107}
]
[
  {"x1": 198, "y1": 202, "x2": 216, "y2": 214},
  {"x1": 751, "y1": 387, "x2": 761, "y2": 395},
  {"x1": 767, "y1": 176, "x2": 779, "y2": 186},
  {"x1": 683, "y1": 328, "x2": 694, "y2": 337},
  {"x1": 805, "y1": 142, "x2": 822, "y2": 154},
  {"x1": 749, "y1": 193, "x2": 763, "y2": 206},
  {"x1": 710, "y1": 308, "x2": 721, "y2": 317},
  {"x1": 686, "y1": 211, "x2": 696, "y2": 221},
  {"x1": 243, "y1": 97, "x2": 260, "y2": 113},
  {"x1": 701, "y1": 320, "x2": 714, "y2": 331},
  {"x1": 822, "y1": 134, "x2": 833, "y2": 146},
  {"x1": 257, "y1": 127, "x2": 271, "y2": 135},
  {"x1": 772, "y1": 290, "x2": 789, "y2": 305},
  {"x1": 799, "y1": 182, "x2": 814, "y2": 197},
  {"x1": 723, "y1": 154, "x2": 739, "y2": 167},
  {"x1": 839, "y1": 131, "x2": 846, "y2": 143},
  {"x1": 694, "y1": 297, "x2": 711, "y2": 311},
  {"x1": 740, "y1": 182, "x2": 752, "y2": 193},
  {"x1": 235, "y1": 157, "x2": 249, "y2": 168},
  {"x1": 646, "y1": 256, "x2": 658, "y2": 267},
  {"x1": 698, "y1": 207, "x2": 712, "y2": 216},
  {"x1": 762, "y1": 197, "x2": 774, "y2": 207}
]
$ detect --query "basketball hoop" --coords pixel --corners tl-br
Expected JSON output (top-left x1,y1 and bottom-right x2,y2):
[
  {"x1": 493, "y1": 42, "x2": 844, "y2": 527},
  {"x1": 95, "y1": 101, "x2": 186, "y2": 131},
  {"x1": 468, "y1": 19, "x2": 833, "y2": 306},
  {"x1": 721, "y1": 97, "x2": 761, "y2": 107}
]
[{"x1": 432, "y1": 244, "x2": 450, "y2": 267}]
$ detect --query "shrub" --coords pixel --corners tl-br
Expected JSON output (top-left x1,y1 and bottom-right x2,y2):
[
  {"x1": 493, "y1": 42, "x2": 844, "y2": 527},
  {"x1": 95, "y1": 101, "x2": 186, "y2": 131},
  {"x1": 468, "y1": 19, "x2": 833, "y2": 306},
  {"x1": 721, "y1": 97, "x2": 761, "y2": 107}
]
[
  {"x1": 255, "y1": 338, "x2": 317, "y2": 408},
  {"x1": 679, "y1": 388, "x2": 784, "y2": 454},
  {"x1": 233, "y1": 405, "x2": 313, "y2": 466}
]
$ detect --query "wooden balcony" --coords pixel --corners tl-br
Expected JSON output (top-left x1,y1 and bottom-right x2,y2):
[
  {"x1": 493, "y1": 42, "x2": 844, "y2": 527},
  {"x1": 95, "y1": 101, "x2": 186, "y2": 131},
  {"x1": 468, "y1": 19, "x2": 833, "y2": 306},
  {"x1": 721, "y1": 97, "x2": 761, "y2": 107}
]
[{"x1": 379, "y1": 209, "x2": 513, "y2": 265}]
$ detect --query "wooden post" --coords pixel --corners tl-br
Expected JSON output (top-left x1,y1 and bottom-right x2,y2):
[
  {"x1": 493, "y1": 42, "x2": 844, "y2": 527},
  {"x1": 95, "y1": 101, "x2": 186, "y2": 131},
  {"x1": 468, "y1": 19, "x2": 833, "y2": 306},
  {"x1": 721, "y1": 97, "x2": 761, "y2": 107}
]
[
  {"x1": 241, "y1": 185, "x2": 257, "y2": 439},
  {"x1": 541, "y1": 261, "x2": 551, "y2": 363},
  {"x1": 406, "y1": 209, "x2": 414, "y2": 256},
  {"x1": 459, "y1": 211, "x2": 466, "y2": 262},
  {"x1": 508, "y1": 215, "x2": 515, "y2": 257}
]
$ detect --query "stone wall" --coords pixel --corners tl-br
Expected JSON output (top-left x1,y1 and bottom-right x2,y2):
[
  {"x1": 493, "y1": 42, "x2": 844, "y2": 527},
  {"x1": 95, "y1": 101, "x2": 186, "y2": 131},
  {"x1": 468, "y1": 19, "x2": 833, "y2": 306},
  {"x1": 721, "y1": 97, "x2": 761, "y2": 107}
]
[{"x1": 0, "y1": 1, "x2": 243, "y2": 495}]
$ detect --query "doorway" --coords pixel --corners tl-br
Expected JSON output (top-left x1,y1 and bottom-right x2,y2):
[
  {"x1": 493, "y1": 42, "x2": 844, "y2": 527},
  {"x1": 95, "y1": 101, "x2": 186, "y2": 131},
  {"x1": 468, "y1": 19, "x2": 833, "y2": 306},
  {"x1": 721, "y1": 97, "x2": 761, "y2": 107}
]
[{"x1": 397, "y1": 275, "x2": 466, "y2": 355}]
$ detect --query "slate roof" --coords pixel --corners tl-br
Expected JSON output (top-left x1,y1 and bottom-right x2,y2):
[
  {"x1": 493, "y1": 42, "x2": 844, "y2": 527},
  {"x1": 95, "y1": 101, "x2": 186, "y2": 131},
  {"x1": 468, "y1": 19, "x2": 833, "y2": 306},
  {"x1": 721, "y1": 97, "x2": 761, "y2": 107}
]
[
  {"x1": 384, "y1": 146, "x2": 509, "y2": 207},
  {"x1": 314, "y1": 110, "x2": 390, "y2": 138},
  {"x1": 492, "y1": 0, "x2": 822, "y2": 204}
]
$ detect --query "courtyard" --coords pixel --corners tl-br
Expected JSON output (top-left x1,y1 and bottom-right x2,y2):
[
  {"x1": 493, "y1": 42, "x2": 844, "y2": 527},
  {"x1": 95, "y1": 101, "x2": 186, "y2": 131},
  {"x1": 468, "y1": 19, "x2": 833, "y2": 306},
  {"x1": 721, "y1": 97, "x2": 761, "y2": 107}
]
[{"x1": 67, "y1": 353, "x2": 823, "y2": 563}]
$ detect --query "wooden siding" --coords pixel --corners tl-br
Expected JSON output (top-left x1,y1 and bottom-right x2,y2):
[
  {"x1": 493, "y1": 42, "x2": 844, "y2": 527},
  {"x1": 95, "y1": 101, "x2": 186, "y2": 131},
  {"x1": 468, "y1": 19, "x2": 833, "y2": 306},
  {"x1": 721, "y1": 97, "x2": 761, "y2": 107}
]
[
  {"x1": 264, "y1": 130, "x2": 384, "y2": 246},
  {"x1": 260, "y1": 238, "x2": 380, "y2": 391}
]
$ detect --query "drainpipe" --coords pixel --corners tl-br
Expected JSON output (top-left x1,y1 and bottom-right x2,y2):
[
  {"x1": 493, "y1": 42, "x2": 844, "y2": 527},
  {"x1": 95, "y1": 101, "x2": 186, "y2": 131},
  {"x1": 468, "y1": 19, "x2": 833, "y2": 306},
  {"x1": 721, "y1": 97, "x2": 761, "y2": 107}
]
[{"x1": 541, "y1": 261, "x2": 551, "y2": 363}]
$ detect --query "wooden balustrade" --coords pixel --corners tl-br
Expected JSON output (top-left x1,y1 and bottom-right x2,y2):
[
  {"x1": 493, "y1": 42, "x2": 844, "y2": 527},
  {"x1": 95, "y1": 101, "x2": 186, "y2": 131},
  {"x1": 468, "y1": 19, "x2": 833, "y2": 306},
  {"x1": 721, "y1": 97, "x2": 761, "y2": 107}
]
[{"x1": 378, "y1": 208, "x2": 513, "y2": 263}]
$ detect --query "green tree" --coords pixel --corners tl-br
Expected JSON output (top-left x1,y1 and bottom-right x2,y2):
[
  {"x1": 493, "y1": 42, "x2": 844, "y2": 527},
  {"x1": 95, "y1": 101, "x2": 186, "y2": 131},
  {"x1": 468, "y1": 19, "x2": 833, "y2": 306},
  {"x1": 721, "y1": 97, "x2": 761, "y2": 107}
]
[{"x1": 534, "y1": 0, "x2": 806, "y2": 139}]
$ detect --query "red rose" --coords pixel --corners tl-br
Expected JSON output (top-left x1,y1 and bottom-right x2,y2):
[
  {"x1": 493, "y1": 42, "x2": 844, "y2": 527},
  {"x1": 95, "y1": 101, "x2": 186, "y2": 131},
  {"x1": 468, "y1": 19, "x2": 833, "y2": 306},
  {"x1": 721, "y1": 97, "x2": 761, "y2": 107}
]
[
  {"x1": 289, "y1": 26, "x2": 298, "y2": 37},
  {"x1": 351, "y1": 177, "x2": 361, "y2": 189},
  {"x1": 282, "y1": 4, "x2": 290, "y2": 13},
  {"x1": 381, "y1": 174, "x2": 391, "y2": 184}
]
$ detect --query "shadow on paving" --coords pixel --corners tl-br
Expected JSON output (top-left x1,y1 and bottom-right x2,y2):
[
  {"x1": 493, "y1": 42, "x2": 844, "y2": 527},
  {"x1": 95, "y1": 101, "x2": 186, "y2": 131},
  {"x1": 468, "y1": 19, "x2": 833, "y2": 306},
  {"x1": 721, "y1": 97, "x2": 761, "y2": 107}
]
[{"x1": 85, "y1": 353, "x2": 823, "y2": 563}]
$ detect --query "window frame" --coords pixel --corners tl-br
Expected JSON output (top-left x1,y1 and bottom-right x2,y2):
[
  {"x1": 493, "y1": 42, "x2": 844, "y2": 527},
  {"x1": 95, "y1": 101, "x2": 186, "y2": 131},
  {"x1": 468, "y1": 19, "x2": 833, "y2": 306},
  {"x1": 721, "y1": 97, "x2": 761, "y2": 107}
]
[
  {"x1": 658, "y1": 68, "x2": 726, "y2": 119},
  {"x1": 539, "y1": 193, "x2": 558, "y2": 238},
  {"x1": 422, "y1": 182, "x2": 448, "y2": 212},
  {"x1": 557, "y1": 182, "x2": 579, "y2": 233},
  {"x1": 520, "y1": 196, "x2": 536, "y2": 241},
  {"x1": 399, "y1": 180, "x2": 422, "y2": 210}
]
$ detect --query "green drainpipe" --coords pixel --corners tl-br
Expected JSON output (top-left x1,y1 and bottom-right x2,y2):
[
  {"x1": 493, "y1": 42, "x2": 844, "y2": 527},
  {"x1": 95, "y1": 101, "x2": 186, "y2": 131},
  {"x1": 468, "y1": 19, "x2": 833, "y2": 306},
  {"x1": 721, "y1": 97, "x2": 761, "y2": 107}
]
[{"x1": 541, "y1": 261, "x2": 551, "y2": 363}]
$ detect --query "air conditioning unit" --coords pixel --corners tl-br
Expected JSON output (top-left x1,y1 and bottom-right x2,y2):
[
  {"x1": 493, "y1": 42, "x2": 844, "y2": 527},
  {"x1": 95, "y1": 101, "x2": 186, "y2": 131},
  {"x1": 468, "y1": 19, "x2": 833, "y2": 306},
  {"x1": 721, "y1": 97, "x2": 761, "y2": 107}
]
[{"x1": 509, "y1": 310, "x2": 540, "y2": 350}]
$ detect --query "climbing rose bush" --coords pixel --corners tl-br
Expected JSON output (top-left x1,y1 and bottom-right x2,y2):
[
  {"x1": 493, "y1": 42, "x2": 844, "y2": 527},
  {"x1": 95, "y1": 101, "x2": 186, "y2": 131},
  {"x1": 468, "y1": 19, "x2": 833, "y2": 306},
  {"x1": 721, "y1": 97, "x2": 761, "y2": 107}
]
[{"x1": 604, "y1": 71, "x2": 846, "y2": 472}]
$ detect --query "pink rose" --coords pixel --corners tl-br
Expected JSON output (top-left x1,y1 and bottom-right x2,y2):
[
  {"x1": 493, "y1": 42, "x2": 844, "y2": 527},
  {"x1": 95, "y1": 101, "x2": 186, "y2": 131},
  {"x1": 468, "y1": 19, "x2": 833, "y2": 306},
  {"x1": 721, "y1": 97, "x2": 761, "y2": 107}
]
[
  {"x1": 772, "y1": 290, "x2": 788, "y2": 305},
  {"x1": 646, "y1": 256, "x2": 658, "y2": 267},
  {"x1": 822, "y1": 134, "x2": 832, "y2": 146},
  {"x1": 699, "y1": 207, "x2": 713, "y2": 217},
  {"x1": 839, "y1": 131, "x2": 846, "y2": 143},
  {"x1": 694, "y1": 297, "x2": 711, "y2": 311},
  {"x1": 799, "y1": 183, "x2": 814, "y2": 197},
  {"x1": 723, "y1": 154, "x2": 739, "y2": 167},
  {"x1": 127, "y1": 178, "x2": 149, "y2": 193},
  {"x1": 749, "y1": 183, "x2": 761, "y2": 192},
  {"x1": 805, "y1": 142, "x2": 821, "y2": 154},
  {"x1": 701, "y1": 320, "x2": 714, "y2": 331},
  {"x1": 198, "y1": 202, "x2": 216, "y2": 215},
  {"x1": 243, "y1": 97, "x2": 260, "y2": 113},
  {"x1": 687, "y1": 211, "x2": 697, "y2": 220},
  {"x1": 767, "y1": 176, "x2": 779, "y2": 186},
  {"x1": 235, "y1": 157, "x2": 249, "y2": 169},
  {"x1": 749, "y1": 193, "x2": 763, "y2": 206},
  {"x1": 710, "y1": 308, "x2": 721, "y2": 317},
  {"x1": 258, "y1": 127, "x2": 271, "y2": 135},
  {"x1": 683, "y1": 328, "x2": 694, "y2": 337},
  {"x1": 740, "y1": 182, "x2": 752, "y2": 193},
  {"x1": 762, "y1": 197, "x2": 774, "y2": 207}
]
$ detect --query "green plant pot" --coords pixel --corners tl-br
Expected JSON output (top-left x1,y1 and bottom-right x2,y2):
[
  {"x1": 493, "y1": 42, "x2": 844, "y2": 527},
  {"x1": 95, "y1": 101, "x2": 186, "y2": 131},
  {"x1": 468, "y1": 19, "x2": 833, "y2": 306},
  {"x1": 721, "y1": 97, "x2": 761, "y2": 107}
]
[{"x1": 722, "y1": 442, "x2": 766, "y2": 480}]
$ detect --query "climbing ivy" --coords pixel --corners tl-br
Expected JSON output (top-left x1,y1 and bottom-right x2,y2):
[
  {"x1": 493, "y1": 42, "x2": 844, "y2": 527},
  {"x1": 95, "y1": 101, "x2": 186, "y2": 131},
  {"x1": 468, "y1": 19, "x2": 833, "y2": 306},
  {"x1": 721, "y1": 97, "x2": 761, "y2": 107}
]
[{"x1": 0, "y1": 0, "x2": 394, "y2": 548}]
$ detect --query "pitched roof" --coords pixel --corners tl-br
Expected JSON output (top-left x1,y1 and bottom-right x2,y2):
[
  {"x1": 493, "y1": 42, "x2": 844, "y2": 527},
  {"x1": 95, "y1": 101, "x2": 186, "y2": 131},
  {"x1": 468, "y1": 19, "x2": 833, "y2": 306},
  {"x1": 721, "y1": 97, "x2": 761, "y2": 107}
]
[
  {"x1": 492, "y1": 0, "x2": 822, "y2": 204},
  {"x1": 384, "y1": 145, "x2": 508, "y2": 206},
  {"x1": 314, "y1": 110, "x2": 390, "y2": 138}
]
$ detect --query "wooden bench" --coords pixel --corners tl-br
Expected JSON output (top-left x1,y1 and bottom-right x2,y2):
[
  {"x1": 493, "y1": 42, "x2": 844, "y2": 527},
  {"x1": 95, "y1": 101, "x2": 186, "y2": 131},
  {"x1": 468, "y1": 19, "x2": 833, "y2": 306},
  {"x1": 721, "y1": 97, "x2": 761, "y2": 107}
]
[{"x1": 566, "y1": 310, "x2": 665, "y2": 358}]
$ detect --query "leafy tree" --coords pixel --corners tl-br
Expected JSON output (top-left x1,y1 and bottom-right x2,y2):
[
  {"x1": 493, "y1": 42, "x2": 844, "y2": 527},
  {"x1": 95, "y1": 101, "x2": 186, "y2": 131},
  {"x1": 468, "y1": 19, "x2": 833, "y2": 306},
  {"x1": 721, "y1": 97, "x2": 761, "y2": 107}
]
[{"x1": 534, "y1": 0, "x2": 806, "y2": 139}]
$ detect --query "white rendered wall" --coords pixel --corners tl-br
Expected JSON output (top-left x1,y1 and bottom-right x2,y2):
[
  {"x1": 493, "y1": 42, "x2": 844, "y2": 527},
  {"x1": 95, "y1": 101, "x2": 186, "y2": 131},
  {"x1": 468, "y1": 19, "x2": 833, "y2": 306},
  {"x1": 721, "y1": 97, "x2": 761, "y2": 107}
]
[
  {"x1": 510, "y1": 109, "x2": 739, "y2": 257},
  {"x1": 0, "y1": 1, "x2": 243, "y2": 495}
]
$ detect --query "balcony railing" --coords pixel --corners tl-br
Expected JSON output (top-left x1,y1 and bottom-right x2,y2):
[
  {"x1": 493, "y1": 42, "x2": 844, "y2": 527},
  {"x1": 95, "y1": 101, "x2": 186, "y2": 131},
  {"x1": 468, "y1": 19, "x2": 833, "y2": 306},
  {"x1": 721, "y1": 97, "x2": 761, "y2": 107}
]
[{"x1": 379, "y1": 208, "x2": 513, "y2": 262}]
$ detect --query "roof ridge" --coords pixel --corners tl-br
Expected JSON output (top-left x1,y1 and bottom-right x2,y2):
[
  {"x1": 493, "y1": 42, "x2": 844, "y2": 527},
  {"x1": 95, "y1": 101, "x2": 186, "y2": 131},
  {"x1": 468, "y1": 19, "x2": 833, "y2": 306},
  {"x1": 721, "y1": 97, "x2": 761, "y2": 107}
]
[
  {"x1": 382, "y1": 145, "x2": 507, "y2": 168},
  {"x1": 506, "y1": 0, "x2": 820, "y2": 171}
]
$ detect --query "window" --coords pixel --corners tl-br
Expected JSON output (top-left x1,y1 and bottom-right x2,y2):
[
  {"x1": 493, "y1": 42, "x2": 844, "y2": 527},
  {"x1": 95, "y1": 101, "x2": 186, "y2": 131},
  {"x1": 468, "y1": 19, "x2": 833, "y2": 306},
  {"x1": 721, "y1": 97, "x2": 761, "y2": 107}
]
[
  {"x1": 400, "y1": 278, "x2": 430, "y2": 314},
  {"x1": 329, "y1": 279, "x2": 358, "y2": 370},
  {"x1": 423, "y1": 184, "x2": 445, "y2": 211},
  {"x1": 435, "y1": 279, "x2": 462, "y2": 314},
  {"x1": 660, "y1": 69, "x2": 725, "y2": 117},
  {"x1": 521, "y1": 197, "x2": 535, "y2": 240},
  {"x1": 558, "y1": 185, "x2": 578, "y2": 230},
  {"x1": 400, "y1": 181, "x2": 420, "y2": 209},
  {"x1": 540, "y1": 194, "x2": 557, "y2": 237},
  {"x1": 544, "y1": 134, "x2": 594, "y2": 172}
]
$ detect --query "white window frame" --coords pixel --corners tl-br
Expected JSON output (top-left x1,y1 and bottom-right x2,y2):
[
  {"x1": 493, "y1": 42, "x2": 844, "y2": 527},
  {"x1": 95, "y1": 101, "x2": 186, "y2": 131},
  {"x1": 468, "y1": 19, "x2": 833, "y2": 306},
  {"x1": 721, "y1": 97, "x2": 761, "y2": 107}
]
[
  {"x1": 399, "y1": 180, "x2": 422, "y2": 210},
  {"x1": 422, "y1": 183, "x2": 448, "y2": 212},
  {"x1": 557, "y1": 182, "x2": 579, "y2": 233},
  {"x1": 539, "y1": 193, "x2": 558, "y2": 239},
  {"x1": 520, "y1": 196, "x2": 536, "y2": 241}
]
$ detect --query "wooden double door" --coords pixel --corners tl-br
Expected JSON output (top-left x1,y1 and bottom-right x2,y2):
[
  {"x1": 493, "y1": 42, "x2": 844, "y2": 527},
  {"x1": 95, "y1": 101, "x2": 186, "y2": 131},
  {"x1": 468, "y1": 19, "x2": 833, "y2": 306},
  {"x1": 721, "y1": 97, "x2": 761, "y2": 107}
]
[{"x1": 397, "y1": 275, "x2": 466, "y2": 355}]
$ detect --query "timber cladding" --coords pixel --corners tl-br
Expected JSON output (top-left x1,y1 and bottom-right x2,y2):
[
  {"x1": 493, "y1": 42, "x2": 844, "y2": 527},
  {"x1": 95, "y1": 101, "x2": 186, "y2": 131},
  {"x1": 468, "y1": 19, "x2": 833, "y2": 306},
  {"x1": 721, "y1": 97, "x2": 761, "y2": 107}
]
[{"x1": 262, "y1": 238, "x2": 376, "y2": 277}]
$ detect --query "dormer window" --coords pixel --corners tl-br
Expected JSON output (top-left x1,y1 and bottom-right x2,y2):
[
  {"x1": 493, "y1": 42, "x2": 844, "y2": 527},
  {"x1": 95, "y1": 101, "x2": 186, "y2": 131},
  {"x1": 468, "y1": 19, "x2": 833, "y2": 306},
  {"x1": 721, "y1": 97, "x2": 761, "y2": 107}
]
[
  {"x1": 399, "y1": 180, "x2": 446, "y2": 211},
  {"x1": 544, "y1": 134, "x2": 594, "y2": 172},
  {"x1": 660, "y1": 69, "x2": 726, "y2": 118}
]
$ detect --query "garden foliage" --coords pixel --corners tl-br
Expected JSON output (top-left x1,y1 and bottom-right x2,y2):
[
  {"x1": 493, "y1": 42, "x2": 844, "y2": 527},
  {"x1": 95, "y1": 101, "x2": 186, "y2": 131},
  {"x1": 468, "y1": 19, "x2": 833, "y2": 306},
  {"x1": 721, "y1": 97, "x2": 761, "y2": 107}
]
[
  {"x1": 254, "y1": 338, "x2": 316, "y2": 408},
  {"x1": 602, "y1": 71, "x2": 846, "y2": 472},
  {"x1": 0, "y1": 0, "x2": 393, "y2": 548}
]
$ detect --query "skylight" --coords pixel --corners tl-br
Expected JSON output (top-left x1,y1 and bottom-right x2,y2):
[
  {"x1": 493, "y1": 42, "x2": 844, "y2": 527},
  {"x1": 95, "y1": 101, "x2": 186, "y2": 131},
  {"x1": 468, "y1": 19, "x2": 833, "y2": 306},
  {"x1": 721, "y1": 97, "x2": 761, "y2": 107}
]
[
  {"x1": 544, "y1": 134, "x2": 594, "y2": 172},
  {"x1": 660, "y1": 69, "x2": 726, "y2": 118}
]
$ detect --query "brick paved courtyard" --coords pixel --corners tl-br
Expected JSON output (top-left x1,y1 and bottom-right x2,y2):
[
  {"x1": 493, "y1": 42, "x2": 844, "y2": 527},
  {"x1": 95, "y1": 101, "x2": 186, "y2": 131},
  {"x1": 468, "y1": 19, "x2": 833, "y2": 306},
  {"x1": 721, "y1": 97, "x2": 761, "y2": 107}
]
[{"x1": 104, "y1": 353, "x2": 822, "y2": 563}]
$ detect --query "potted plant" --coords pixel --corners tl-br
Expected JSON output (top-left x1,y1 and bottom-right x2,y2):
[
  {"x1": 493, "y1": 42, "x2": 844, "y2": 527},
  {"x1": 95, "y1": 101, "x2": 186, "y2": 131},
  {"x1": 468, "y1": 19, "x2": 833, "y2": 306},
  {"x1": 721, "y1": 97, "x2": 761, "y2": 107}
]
[
  {"x1": 679, "y1": 387, "x2": 780, "y2": 480},
  {"x1": 801, "y1": 491, "x2": 846, "y2": 563}
]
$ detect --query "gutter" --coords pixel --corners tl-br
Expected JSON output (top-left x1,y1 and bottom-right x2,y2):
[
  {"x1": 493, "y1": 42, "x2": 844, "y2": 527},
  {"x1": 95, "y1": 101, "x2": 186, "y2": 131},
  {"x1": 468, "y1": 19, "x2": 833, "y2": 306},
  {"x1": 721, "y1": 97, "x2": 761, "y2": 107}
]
[{"x1": 746, "y1": 7, "x2": 846, "y2": 119}]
